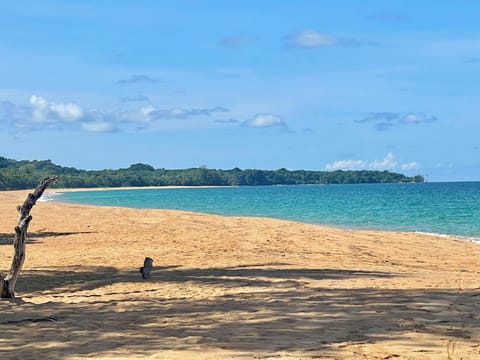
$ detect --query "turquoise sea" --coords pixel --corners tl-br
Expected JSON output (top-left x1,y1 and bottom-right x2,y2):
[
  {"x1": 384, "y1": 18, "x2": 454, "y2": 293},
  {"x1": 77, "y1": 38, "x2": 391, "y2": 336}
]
[{"x1": 53, "y1": 182, "x2": 480, "y2": 241}]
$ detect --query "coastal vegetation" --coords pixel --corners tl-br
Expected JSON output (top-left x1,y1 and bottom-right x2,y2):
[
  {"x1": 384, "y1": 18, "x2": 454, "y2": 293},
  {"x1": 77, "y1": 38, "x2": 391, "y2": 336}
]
[{"x1": 0, "y1": 156, "x2": 423, "y2": 190}]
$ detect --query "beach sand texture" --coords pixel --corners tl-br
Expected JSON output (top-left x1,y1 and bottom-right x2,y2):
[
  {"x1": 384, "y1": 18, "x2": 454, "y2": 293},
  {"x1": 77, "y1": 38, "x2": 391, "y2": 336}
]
[{"x1": 1, "y1": 189, "x2": 480, "y2": 359}]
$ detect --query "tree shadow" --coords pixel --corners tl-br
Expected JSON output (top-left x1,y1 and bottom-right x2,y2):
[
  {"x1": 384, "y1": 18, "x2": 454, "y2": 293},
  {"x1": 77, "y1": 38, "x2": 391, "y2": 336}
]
[
  {"x1": 0, "y1": 233, "x2": 12, "y2": 245},
  {"x1": 1, "y1": 264, "x2": 479, "y2": 358},
  {"x1": 13, "y1": 266, "x2": 178, "y2": 293},
  {"x1": 0, "y1": 231, "x2": 96, "y2": 246},
  {"x1": 12, "y1": 264, "x2": 396, "y2": 293}
]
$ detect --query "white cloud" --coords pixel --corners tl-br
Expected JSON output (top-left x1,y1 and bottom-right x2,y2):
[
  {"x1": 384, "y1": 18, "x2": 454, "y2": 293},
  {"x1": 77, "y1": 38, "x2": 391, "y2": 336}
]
[
  {"x1": 169, "y1": 108, "x2": 189, "y2": 117},
  {"x1": 242, "y1": 114, "x2": 286, "y2": 128},
  {"x1": 369, "y1": 152, "x2": 398, "y2": 170},
  {"x1": 140, "y1": 105, "x2": 158, "y2": 120},
  {"x1": 51, "y1": 102, "x2": 84, "y2": 121},
  {"x1": 325, "y1": 159, "x2": 366, "y2": 171},
  {"x1": 81, "y1": 122, "x2": 115, "y2": 132},
  {"x1": 140, "y1": 106, "x2": 229, "y2": 122},
  {"x1": 401, "y1": 114, "x2": 435, "y2": 124},
  {"x1": 286, "y1": 30, "x2": 375, "y2": 48},
  {"x1": 30, "y1": 95, "x2": 83, "y2": 122},
  {"x1": 401, "y1": 162, "x2": 421, "y2": 170},
  {"x1": 287, "y1": 31, "x2": 338, "y2": 48},
  {"x1": 326, "y1": 153, "x2": 421, "y2": 171},
  {"x1": 0, "y1": 95, "x2": 230, "y2": 133},
  {"x1": 356, "y1": 112, "x2": 438, "y2": 131},
  {"x1": 0, "y1": 100, "x2": 28, "y2": 126}
]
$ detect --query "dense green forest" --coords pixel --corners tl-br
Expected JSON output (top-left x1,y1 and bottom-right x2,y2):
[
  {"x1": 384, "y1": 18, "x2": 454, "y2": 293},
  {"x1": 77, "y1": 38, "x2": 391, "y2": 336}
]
[{"x1": 0, "y1": 156, "x2": 424, "y2": 190}]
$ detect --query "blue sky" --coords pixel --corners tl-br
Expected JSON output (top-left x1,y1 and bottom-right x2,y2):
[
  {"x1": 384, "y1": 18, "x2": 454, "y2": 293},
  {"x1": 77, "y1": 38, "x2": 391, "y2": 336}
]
[{"x1": 1, "y1": 1, "x2": 479, "y2": 181}]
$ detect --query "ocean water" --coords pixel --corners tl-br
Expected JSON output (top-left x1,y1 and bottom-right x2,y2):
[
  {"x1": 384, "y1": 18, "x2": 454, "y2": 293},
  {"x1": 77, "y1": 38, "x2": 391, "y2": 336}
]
[{"x1": 53, "y1": 182, "x2": 480, "y2": 241}]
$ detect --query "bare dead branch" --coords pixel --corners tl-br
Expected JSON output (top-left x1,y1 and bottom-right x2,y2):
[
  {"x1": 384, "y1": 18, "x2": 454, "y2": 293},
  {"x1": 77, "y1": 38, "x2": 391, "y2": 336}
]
[{"x1": 1, "y1": 176, "x2": 58, "y2": 298}]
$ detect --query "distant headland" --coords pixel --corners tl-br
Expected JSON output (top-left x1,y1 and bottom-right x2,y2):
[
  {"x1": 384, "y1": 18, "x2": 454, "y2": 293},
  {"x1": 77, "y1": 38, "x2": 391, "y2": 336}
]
[{"x1": 0, "y1": 156, "x2": 424, "y2": 190}]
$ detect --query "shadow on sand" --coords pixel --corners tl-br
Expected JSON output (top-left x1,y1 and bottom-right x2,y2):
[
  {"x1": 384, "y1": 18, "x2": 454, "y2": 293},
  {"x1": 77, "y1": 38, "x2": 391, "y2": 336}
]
[
  {"x1": 1, "y1": 264, "x2": 479, "y2": 358},
  {"x1": 0, "y1": 231, "x2": 96, "y2": 246}
]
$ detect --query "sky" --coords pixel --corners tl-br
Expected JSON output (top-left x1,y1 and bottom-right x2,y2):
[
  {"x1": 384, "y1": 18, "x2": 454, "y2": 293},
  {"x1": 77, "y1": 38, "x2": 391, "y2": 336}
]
[{"x1": 1, "y1": 1, "x2": 479, "y2": 181}]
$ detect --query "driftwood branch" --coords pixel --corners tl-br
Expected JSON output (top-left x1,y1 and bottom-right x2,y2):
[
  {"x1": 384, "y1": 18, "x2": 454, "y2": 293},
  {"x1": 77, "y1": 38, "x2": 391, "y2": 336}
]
[{"x1": 1, "y1": 176, "x2": 58, "y2": 298}]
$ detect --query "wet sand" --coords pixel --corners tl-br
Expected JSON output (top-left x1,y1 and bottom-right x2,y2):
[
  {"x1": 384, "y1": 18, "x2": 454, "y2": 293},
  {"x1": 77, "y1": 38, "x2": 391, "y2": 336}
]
[{"x1": 1, "y1": 189, "x2": 480, "y2": 359}]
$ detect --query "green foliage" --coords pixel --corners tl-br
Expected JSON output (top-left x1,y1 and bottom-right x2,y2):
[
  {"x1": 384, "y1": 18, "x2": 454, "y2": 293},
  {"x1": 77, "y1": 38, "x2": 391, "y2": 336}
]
[
  {"x1": 0, "y1": 155, "x2": 424, "y2": 190},
  {"x1": 126, "y1": 163, "x2": 155, "y2": 172}
]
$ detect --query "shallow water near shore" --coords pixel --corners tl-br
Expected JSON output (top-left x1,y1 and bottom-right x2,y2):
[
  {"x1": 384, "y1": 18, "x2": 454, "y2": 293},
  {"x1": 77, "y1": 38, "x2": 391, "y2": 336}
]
[{"x1": 54, "y1": 182, "x2": 480, "y2": 240}]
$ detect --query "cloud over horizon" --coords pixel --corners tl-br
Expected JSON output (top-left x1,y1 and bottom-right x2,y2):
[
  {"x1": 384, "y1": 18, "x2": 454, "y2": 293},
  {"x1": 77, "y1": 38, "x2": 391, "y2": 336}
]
[
  {"x1": 30, "y1": 95, "x2": 84, "y2": 123},
  {"x1": 140, "y1": 106, "x2": 229, "y2": 121},
  {"x1": 241, "y1": 114, "x2": 287, "y2": 128},
  {"x1": 81, "y1": 121, "x2": 116, "y2": 133},
  {"x1": 0, "y1": 96, "x2": 230, "y2": 133},
  {"x1": 285, "y1": 30, "x2": 375, "y2": 48},
  {"x1": 325, "y1": 152, "x2": 420, "y2": 172},
  {"x1": 356, "y1": 112, "x2": 438, "y2": 131}
]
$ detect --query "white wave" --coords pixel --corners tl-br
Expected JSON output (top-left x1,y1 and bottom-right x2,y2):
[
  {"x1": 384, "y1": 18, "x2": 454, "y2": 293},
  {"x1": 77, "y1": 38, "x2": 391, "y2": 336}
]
[
  {"x1": 39, "y1": 191, "x2": 61, "y2": 202},
  {"x1": 414, "y1": 231, "x2": 480, "y2": 244}
]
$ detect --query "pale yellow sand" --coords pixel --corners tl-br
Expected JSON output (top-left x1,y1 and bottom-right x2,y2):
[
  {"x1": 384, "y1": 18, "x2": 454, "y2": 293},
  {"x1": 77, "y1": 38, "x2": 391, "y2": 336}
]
[{"x1": 1, "y1": 189, "x2": 480, "y2": 359}]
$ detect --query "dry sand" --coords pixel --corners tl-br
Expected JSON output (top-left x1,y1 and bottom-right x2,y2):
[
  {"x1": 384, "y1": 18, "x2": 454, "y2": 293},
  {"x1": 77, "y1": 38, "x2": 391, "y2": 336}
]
[{"x1": 1, "y1": 189, "x2": 480, "y2": 359}]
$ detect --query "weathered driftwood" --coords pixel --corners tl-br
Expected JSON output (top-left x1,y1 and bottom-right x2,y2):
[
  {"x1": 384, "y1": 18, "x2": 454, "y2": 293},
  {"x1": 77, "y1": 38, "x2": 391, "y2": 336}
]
[
  {"x1": 139, "y1": 257, "x2": 153, "y2": 279},
  {"x1": 0, "y1": 176, "x2": 58, "y2": 298}
]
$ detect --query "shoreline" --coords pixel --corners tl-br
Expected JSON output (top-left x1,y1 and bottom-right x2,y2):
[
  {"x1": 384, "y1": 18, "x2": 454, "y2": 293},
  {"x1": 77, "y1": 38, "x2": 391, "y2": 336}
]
[
  {"x1": 45, "y1": 185, "x2": 231, "y2": 192},
  {"x1": 44, "y1": 187, "x2": 480, "y2": 244}
]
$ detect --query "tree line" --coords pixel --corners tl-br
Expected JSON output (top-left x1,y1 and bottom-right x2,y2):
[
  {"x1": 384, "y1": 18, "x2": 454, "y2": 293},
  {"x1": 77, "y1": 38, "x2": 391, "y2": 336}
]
[{"x1": 0, "y1": 156, "x2": 424, "y2": 190}]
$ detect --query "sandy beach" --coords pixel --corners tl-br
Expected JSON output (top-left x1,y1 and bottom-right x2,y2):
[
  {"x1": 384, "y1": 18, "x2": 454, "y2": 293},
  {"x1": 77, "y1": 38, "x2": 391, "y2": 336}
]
[{"x1": 1, "y1": 189, "x2": 480, "y2": 359}]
